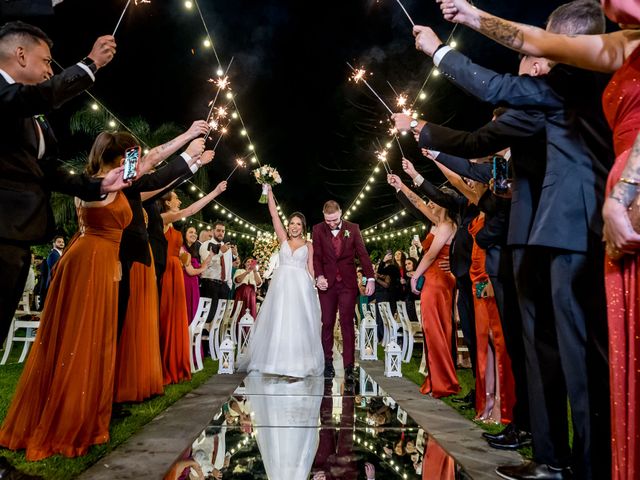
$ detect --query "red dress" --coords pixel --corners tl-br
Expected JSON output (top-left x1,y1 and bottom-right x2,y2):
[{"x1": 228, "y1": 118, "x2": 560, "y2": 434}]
[
  {"x1": 0, "y1": 192, "x2": 132, "y2": 460},
  {"x1": 114, "y1": 245, "x2": 164, "y2": 403},
  {"x1": 468, "y1": 215, "x2": 515, "y2": 424},
  {"x1": 602, "y1": 42, "x2": 640, "y2": 480},
  {"x1": 159, "y1": 226, "x2": 191, "y2": 385},
  {"x1": 419, "y1": 232, "x2": 460, "y2": 397}
]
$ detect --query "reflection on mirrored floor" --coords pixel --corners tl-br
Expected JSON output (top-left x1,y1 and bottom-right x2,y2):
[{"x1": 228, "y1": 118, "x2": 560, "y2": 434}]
[{"x1": 165, "y1": 366, "x2": 469, "y2": 479}]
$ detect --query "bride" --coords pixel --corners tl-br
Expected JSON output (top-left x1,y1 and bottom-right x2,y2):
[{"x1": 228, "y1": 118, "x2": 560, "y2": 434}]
[{"x1": 242, "y1": 185, "x2": 324, "y2": 377}]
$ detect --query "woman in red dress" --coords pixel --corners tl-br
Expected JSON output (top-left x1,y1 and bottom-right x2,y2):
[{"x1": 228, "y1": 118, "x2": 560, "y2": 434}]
[
  {"x1": 159, "y1": 182, "x2": 227, "y2": 384},
  {"x1": 433, "y1": 1, "x2": 640, "y2": 475},
  {"x1": 469, "y1": 213, "x2": 515, "y2": 424},
  {"x1": 0, "y1": 136, "x2": 133, "y2": 460}
]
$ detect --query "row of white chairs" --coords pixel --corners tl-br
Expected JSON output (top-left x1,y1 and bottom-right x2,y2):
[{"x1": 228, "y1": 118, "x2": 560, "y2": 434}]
[
  {"x1": 189, "y1": 298, "x2": 246, "y2": 373},
  {"x1": 355, "y1": 300, "x2": 424, "y2": 364}
]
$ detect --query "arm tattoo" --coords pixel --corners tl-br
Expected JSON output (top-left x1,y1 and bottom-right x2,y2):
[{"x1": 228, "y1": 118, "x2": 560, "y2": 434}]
[
  {"x1": 157, "y1": 139, "x2": 176, "y2": 152},
  {"x1": 479, "y1": 16, "x2": 524, "y2": 49},
  {"x1": 406, "y1": 190, "x2": 425, "y2": 209}
]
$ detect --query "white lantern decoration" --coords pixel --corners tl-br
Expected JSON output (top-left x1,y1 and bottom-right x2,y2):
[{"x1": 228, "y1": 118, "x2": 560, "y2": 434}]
[
  {"x1": 359, "y1": 367, "x2": 378, "y2": 397},
  {"x1": 236, "y1": 309, "x2": 255, "y2": 360},
  {"x1": 218, "y1": 335, "x2": 235, "y2": 374},
  {"x1": 384, "y1": 340, "x2": 402, "y2": 377},
  {"x1": 359, "y1": 314, "x2": 378, "y2": 360}
]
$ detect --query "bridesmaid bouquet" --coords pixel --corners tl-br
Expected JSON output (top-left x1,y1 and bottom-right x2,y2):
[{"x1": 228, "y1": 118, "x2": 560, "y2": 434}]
[{"x1": 253, "y1": 165, "x2": 282, "y2": 203}]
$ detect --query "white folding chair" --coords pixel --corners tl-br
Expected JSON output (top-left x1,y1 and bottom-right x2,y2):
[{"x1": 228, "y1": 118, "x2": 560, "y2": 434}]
[
  {"x1": 228, "y1": 300, "x2": 244, "y2": 344},
  {"x1": 378, "y1": 302, "x2": 401, "y2": 345},
  {"x1": 395, "y1": 301, "x2": 413, "y2": 362},
  {"x1": 189, "y1": 297, "x2": 212, "y2": 372},
  {"x1": 2, "y1": 317, "x2": 40, "y2": 365},
  {"x1": 206, "y1": 299, "x2": 228, "y2": 360}
]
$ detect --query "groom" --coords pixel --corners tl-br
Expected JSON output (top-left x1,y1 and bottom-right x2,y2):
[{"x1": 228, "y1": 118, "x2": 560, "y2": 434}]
[{"x1": 313, "y1": 200, "x2": 375, "y2": 381}]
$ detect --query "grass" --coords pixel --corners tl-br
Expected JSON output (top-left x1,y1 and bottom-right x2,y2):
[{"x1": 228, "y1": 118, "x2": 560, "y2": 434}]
[{"x1": 0, "y1": 351, "x2": 218, "y2": 480}]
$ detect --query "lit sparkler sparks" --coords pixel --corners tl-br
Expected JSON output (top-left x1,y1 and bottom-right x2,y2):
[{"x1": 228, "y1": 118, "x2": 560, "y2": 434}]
[
  {"x1": 376, "y1": 149, "x2": 392, "y2": 174},
  {"x1": 225, "y1": 158, "x2": 246, "y2": 182},
  {"x1": 396, "y1": 94, "x2": 408, "y2": 108},
  {"x1": 346, "y1": 63, "x2": 393, "y2": 115},
  {"x1": 216, "y1": 107, "x2": 228, "y2": 119},
  {"x1": 214, "y1": 76, "x2": 230, "y2": 90}
]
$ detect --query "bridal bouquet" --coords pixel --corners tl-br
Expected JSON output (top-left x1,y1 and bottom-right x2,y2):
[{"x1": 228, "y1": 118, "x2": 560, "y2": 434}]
[{"x1": 253, "y1": 165, "x2": 282, "y2": 204}]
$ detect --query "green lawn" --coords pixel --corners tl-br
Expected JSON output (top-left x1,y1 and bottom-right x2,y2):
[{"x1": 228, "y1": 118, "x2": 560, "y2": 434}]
[{"x1": 0, "y1": 351, "x2": 218, "y2": 480}]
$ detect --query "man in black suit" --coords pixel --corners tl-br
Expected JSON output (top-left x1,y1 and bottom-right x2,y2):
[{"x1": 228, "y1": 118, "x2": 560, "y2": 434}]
[
  {"x1": 0, "y1": 21, "x2": 127, "y2": 345},
  {"x1": 408, "y1": 3, "x2": 612, "y2": 478}
]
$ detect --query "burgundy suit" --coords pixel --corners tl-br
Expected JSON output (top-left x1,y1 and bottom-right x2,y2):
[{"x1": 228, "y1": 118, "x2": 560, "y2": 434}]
[{"x1": 312, "y1": 221, "x2": 374, "y2": 367}]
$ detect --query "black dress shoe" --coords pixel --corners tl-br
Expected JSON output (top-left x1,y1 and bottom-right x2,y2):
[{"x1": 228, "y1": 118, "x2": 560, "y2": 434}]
[
  {"x1": 0, "y1": 457, "x2": 43, "y2": 479},
  {"x1": 488, "y1": 427, "x2": 532, "y2": 450},
  {"x1": 483, "y1": 422, "x2": 515, "y2": 441},
  {"x1": 111, "y1": 404, "x2": 131, "y2": 420},
  {"x1": 344, "y1": 365, "x2": 355, "y2": 382},
  {"x1": 496, "y1": 461, "x2": 572, "y2": 480},
  {"x1": 324, "y1": 364, "x2": 335, "y2": 378},
  {"x1": 451, "y1": 389, "x2": 474, "y2": 404}
]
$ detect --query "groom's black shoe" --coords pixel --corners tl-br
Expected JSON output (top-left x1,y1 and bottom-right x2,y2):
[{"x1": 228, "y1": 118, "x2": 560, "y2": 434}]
[
  {"x1": 344, "y1": 365, "x2": 355, "y2": 383},
  {"x1": 324, "y1": 363, "x2": 335, "y2": 379}
]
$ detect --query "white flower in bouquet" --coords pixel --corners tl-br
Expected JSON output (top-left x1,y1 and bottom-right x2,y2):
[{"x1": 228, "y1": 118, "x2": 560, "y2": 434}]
[{"x1": 253, "y1": 164, "x2": 282, "y2": 203}]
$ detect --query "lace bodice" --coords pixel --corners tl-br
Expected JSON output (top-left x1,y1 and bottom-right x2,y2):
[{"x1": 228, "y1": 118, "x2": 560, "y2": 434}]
[{"x1": 279, "y1": 241, "x2": 308, "y2": 270}]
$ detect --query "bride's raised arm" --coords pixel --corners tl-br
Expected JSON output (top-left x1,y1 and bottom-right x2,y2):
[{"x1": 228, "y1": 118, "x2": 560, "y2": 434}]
[{"x1": 266, "y1": 185, "x2": 288, "y2": 243}]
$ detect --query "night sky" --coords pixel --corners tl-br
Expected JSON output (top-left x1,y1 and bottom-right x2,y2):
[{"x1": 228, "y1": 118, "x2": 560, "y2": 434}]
[{"x1": 8, "y1": 0, "x2": 569, "y2": 230}]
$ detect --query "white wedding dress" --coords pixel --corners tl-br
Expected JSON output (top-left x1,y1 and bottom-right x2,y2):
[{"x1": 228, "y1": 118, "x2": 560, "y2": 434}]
[{"x1": 244, "y1": 241, "x2": 324, "y2": 377}]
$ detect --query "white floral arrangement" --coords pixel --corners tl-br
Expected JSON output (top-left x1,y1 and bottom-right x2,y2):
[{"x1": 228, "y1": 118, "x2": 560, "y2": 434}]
[{"x1": 253, "y1": 164, "x2": 282, "y2": 203}]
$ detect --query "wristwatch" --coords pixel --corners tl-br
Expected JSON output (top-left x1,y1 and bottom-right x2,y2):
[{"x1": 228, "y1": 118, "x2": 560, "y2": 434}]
[
  {"x1": 409, "y1": 119, "x2": 419, "y2": 131},
  {"x1": 79, "y1": 56, "x2": 98, "y2": 75}
]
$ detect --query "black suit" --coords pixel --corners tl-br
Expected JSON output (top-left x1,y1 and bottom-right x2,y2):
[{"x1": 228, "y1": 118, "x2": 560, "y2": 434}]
[
  {"x1": 117, "y1": 156, "x2": 193, "y2": 336},
  {"x1": 437, "y1": 50, "x2": 612, "y2": 478},
  {"x1": 0, "y1": 65, "x2": 102, "y2": 344}
]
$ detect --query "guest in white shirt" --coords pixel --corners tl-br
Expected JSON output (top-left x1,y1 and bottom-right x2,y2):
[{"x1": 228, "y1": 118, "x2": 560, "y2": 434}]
[{"x1": 199, "y1": 221, "x2": 235, "y2": 322}]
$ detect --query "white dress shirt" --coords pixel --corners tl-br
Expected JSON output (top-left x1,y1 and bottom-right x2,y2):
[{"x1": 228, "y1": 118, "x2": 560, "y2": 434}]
[{"x1": 199, "y1": 239, "x2": 233, "y2": 288}]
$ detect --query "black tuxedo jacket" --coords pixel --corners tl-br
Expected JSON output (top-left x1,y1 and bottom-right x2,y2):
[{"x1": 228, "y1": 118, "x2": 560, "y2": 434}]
[
  {"x1": 0, "y1": 65, "x2": 103, "y2": 244},
  {"x1": 120, "y1": 156, "x2": 192, "y2": 266},
  {"x1": 419, "y1": 108, "x2": 546, "y2": 247},
  {"x1": 437, "y1": 50, "x2": 613, "y2": 252}
]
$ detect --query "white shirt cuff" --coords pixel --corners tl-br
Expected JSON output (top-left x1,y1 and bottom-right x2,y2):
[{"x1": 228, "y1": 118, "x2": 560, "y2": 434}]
[
  {"x1": 76, "y1": 62, "x2": 95, "y2": 82},
  {"x1": 433, "y1": 46, "x2": 453, "y2": 67},
  {"x1": 414, "y1": 174, "x2": 424, "y2": 187},
  {"x1": 430, "y1": 150, "x2": 441, "y2": 159},
  {"x1": 181, "y1": 152, "x2": 198, "y2": 173}
]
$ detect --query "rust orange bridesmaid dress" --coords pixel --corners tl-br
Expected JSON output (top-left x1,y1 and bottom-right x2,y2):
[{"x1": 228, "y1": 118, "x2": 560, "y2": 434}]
[
  {"x1": 159, "y1": 225, "x2": 191, "y2": 385},
  {"x1": 0, "y1": 192, "x2": 132, "y2": 460}
]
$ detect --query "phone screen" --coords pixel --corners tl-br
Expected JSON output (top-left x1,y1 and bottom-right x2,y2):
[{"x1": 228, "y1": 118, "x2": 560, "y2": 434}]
[
  {"x1": 492, "y1": 155, "x2": 509, "y2": 194},
  {"x1": 123, "y1": 146, "x2": 140, "y2": 181}
]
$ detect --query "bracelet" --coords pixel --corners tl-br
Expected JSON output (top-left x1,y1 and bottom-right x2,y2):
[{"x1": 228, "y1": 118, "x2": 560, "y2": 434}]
[{"x1": 619, "y1": 177, "x2": 640, "y2": 186}]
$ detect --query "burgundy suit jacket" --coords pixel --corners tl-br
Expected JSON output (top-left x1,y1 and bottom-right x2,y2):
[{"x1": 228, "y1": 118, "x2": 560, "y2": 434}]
[{"x1": 312, "y1": 220, "x2": 375, "y2": 290}]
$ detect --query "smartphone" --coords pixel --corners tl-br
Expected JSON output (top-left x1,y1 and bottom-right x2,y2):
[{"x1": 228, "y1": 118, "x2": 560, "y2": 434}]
[
  {"x1": 492, "y1": 155, "x2": 509, "y2": 194},
  {"x1": 123, "y1": 146, "x2": 141, "y2": 181},
  {"x1": 413, "y1": 235, "x2": 420, "y2": 242},
  {"x1": 416, "y1": 275, "x2": 425, "y2": 291}
]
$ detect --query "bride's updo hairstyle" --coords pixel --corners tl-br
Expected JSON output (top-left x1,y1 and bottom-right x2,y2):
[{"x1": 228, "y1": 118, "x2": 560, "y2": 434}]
[{"x1": 288, "y1": 212, "x2": 307, "y2": 237}]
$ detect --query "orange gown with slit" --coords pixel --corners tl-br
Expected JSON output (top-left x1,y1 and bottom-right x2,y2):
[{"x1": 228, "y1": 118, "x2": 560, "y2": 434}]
[
  {"x1": 113, "y1": 244, "x2": 164, "y2": 402},
  {"x1": 468, "y1": 215, "x2": 515, "y2": 424},
  {"x1": 419, "y1": 233, "x2": 460, "y2": 397},
  {"x1": 159, "y1": 226, "x2": 191, "y2": 385},
  {"x1": 0, "y1": 192, "x2": 132, "y2": 460}
]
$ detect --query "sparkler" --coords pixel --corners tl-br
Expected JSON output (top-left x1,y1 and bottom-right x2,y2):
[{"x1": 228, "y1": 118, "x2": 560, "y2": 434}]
[
  {"x1": 394, "y1": 135, "x2": 406, "y2": 158},
  {"x1": 394, "y1": 0, "x2": 415, "y2": 26},
  {"x1": 225, "y1": 158, "x2": 246, "y2": 182},
  {"x1": 212, "y1": 123, "x2": 230, "y2": 151},
  {"x1": 347, "y1": 63, "x2": 393, "y2": 115},
  {"x1": 112, "y1": 0, "x2": 150, "y2": 37},
  {"x1": 376, "y1": 149, "x2": 392, "y2": 174},
  {"x1": 205, "y1": 58, "x2": 234, "y2": 138}
]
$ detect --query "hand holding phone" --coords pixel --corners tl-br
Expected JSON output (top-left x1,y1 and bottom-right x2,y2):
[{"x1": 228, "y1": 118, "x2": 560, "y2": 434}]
[
  {"x1": 123, "y1": 146, "x2": 141, "y2": 181},
  {"x1": 491, "y1": 155, "x2": 509, "y2": 195}
]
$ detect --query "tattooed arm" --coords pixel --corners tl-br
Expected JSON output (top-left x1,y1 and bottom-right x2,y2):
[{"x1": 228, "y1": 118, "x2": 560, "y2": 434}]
[
  {"x1": 139, "y1": 120, "x2": 209, "y2": 171},
  {"x1": 603, "y1": 132, "x2": 640, "y2": 252},
  {"x1": 435, "y1": 0, "x2": 640, "y2": 74}
]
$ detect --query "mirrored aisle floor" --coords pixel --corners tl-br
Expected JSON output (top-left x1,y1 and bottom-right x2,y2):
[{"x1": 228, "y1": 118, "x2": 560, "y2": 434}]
[{"x1": 165, "y1": 366, "x2": 470, "y2": 479}]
